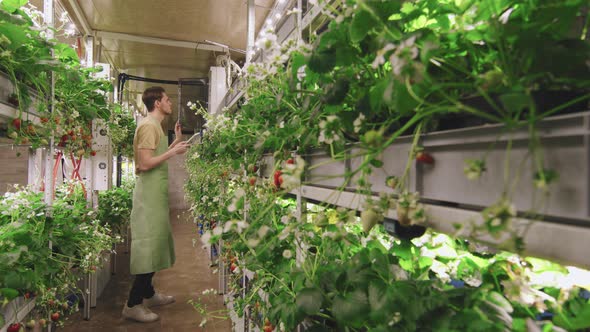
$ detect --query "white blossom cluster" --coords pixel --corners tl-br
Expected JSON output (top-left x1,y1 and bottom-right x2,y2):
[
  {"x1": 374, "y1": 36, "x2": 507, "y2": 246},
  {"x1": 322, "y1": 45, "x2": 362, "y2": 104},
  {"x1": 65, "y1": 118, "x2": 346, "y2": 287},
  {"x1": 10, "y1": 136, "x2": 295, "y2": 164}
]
[
  {"x1": 0, "y1": 185, "x2": 44, "y2": 221},
  {"x1": 279, "y1": 156, "x2": 305, "y2": 191},
  {"x1": 318, "y1": 115, "x2": 342, "y2": 145}
]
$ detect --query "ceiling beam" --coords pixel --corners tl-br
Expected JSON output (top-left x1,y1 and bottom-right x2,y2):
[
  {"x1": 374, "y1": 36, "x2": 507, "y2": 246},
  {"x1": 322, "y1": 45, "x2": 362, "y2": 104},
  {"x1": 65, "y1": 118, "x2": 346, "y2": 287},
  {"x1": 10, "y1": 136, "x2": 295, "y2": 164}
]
[
  {"x1": 67, "y1": 0, "x2": 92, "y2": 36},
  {"x1": 95, "y1": 30, "x2": 227, "y2": 52}
]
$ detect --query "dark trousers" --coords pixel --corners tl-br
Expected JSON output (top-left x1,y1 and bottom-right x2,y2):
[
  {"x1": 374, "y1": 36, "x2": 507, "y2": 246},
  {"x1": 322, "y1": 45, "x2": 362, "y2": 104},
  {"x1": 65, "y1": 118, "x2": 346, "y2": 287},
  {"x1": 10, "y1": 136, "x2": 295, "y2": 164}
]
[{"x1": 127, "y1": 272, "x2": 155, "y2": 307}]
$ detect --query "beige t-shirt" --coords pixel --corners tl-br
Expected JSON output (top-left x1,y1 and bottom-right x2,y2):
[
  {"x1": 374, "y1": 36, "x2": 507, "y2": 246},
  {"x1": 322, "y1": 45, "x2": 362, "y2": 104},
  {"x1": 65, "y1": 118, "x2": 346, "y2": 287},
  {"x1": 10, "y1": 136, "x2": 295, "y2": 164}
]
[{"x1": 133, "y1": 116, "x2": 163, "y2": 174}]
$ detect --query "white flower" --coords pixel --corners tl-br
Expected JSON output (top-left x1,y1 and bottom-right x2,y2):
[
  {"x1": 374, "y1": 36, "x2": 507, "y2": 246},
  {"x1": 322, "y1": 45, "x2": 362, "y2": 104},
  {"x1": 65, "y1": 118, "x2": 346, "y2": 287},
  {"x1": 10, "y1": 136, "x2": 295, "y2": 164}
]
[
  {"x1": 282, "y1": 250, "x2": 293, "y2": 259},
  {"x1": 247, "y1": 238, "x2": 260, "y2": 248},
  {"x1": 255, "y1": 33, "x2": 278, "y2": 51},
  {"x1": 280, "y1": 215, "x2": 290, "y2": 224},
  {"x1": 431, "y1": 234, "x2": 449, "y2": 246},
  {"x1": 502, "y1": 276, "x2": 554, "y2": 311},
  {"x1": 371, "y1": 43, "x2": 396, "y2": 68},
  {"x1": 499, "y1": 8, "x2": 514, "y2": 24},
  {"x1": 420, "y1": 246, "x2": 436, "y2": 259},
  {"x1": 388, "y1": 35, "x2": 419, "y2": 76},
  {"x1": 464, "y1": 271, "x2": 483, "y2": 287},
  {"x1": 278, "y1": 226, "x2": 292, "y2": 241},
  {"x1": 201, "y1": 231, "x2": 212, "y2": 245},
  {"x1": 235, "y1": 188, "x2": 246, "y2": 198},
  {"x1": 430, "y1": 260, "x2": 451, "y2": 283},
  {"x1": 227, "y1": 201, "x2": 237, "y2": 212},
  {"x1": 390, "y1": 54, "x2": 406, "y2": 76},
  {"x1": 388, "y1": 312, "x2": 402, "y2": 326},
  {"x1": 391, "y1": 265, "x2": 408, "y2": 280},
  {"x1": 258, "y1": 225, "x2": 271, "y2": 238},
  {"x1": 506, "y1": 255, "x2": 521, "y2": 265},
  {"x1": 236, "y1": 220, "x2": 249, "y2": 233},
  {"x1": 353, "y1": 113, "x2": 366, "y2": 133}
]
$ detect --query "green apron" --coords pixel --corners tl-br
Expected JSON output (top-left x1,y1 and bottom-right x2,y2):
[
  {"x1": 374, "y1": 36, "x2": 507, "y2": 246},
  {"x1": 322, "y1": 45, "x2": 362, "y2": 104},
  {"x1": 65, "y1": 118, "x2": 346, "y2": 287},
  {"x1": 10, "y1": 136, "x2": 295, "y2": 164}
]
[{"x1": 130, "y1": 126, "x2": 175, "y2": 275}]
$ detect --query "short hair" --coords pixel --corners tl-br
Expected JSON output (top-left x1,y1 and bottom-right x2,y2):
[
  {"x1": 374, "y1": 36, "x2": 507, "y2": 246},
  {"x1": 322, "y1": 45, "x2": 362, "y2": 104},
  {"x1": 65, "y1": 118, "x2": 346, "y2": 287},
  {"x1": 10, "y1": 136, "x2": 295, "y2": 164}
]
[{"x1": 142, "y1": 86, "x2": 166, "y2": 112}]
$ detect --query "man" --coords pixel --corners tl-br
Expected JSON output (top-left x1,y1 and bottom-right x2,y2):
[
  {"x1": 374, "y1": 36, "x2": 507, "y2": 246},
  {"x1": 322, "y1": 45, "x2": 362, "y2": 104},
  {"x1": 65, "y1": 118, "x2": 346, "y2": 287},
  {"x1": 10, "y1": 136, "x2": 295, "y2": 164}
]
[{"x1": 122, "y1": 86, "x2": 189, "y2": 322}]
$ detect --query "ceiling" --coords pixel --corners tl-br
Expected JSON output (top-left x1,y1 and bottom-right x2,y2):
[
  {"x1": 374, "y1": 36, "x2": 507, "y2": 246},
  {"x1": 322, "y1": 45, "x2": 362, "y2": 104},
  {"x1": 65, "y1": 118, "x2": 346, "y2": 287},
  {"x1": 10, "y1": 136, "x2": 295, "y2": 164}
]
[
  {"x1": 62, "y1": 0, "x2": 273, "y2": 79},
  {"x1": 45, "y1": 0, "x2": 274, "y2": 130}
]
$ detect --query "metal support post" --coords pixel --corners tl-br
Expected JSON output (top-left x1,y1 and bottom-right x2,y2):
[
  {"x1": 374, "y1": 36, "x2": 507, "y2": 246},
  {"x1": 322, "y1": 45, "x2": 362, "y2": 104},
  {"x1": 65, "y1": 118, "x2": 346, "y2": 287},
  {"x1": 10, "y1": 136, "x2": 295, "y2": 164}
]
[
  {"x1": 246, "y1": 0, "x2": 255, "y2": 64},
  {"x1": 43, "y1": 1, "x2": 55, "y2": 328},
  {"x1": 83, "y1": 273, "x2": 91, "y2": 320}
]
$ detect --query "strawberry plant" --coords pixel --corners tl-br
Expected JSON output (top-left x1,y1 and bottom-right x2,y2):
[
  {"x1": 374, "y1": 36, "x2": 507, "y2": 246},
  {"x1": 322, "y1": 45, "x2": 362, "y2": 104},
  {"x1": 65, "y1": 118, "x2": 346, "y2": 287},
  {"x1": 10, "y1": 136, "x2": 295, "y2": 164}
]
[
  {"x1": 184, "y1": 0, "x2": 590, "y2": 330},
  {"x1": 0, "y1": 182, "x2": 121, "y2": 326},
  {"x1": 96, "y1": 183, "x2": 133, "y2": 236},
  {"x1": 1, "y1": 0, "x2": 115, "y2": 155}
]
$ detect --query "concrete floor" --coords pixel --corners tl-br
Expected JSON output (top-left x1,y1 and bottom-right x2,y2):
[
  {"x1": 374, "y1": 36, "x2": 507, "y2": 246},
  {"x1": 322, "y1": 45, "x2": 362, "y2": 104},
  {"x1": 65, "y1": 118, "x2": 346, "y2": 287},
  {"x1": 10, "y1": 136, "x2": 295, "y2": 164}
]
[{"x1": 60, "y1": 210, "x2": 231, "y2": 332}]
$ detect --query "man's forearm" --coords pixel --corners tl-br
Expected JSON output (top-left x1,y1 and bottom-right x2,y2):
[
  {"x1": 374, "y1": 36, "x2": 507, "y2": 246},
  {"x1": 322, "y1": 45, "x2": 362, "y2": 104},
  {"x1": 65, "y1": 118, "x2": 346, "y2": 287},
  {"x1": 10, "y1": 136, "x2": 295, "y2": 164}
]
[
  {"x1": 138, "y1": 150, "x2": 173, "y2": 172},
  {"x1": 168, "y1": 137, "x2": 182, "y2": 150}
]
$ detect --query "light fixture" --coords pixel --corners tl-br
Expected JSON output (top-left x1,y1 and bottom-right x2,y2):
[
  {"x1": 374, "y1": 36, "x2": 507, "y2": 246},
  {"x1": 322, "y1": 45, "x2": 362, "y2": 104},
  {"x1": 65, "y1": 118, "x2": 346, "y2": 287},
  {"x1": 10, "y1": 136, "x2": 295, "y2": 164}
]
[
  {"x1": 203, "y1": 40, "x2": 247, "y2": 54},
  {"x1": 204, "y1": 39, "x2": 229, "y2": 49}
]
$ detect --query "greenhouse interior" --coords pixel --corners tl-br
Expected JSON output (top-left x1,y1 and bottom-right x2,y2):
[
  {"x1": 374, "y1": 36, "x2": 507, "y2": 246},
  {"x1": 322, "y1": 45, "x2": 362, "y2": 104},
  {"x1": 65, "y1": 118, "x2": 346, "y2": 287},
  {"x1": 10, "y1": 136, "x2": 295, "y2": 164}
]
[{"x1": 1, "y1": 0, "x2": 590, "y2": 331}]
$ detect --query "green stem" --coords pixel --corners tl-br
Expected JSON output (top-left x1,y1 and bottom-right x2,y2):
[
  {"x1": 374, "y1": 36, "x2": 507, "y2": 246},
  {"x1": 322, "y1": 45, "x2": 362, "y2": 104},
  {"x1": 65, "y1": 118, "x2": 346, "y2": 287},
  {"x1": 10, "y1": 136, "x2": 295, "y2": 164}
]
[{"x1": 399, "y1": 122, "x2": 423, "y2": 190}]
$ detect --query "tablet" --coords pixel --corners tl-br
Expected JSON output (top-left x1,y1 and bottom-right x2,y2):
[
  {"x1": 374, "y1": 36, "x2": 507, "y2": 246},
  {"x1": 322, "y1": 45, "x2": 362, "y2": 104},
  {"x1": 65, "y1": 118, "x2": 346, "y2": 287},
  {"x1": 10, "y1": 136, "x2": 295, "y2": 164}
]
[{"x1": 186, "y1": 132, "x2": 201, "y2": 145}]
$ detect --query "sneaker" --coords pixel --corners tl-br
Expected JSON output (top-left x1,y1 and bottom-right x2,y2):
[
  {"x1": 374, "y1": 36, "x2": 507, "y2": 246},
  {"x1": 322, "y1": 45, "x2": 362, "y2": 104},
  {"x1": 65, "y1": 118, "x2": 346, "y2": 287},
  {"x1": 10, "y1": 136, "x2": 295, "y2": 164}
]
[
  {"x1": 122, "y1": 304, "x2": 159, "y2": 323},
  {"x1": 143, "y1": 293, "x2": 175, "y2": 308}
]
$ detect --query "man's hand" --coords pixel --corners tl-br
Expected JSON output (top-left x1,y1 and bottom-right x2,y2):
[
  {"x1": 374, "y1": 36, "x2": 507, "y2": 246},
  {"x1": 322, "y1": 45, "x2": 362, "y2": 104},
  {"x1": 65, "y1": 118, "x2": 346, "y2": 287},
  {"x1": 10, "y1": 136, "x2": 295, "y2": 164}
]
[
  {"x1": 175, "y1": 121, "x2": 182, "y2": 141},
  {"x1": 171, "y1": 141, "x2": 189, "y2": 155}
]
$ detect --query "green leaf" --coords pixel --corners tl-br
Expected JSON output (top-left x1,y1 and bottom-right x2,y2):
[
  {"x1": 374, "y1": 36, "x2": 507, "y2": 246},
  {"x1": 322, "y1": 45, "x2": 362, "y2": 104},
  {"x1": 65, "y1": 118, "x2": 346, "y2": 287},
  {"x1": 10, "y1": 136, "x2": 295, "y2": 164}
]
[
  {"x1": 368, "y1": 281, "x2": 388, "y2": 312},
  {"x1": 499, "y1": 93, "x2": 529, "y2": 113},
  {"x1": 332, "y1": 289, "x2": 369, "y2": 328},
  {"x1": 393, "y1": 82, "x2": 420, "y2": 115},
  {"x1": 0, "y1": 22, "x2": 28, "y2": 48},
  {"x1": 465, "y1": 30, "x2": 484, "y2": 42},
  {"x1": 399, "y1": 258, "x2": 414, "y2": 272},
  {"x1": 542, "y1": 323, "x2": 557, "y2": 332},
  {"x1": 350, "y1": 9, "x2": 376, "y2": 43},
  {"x1": 307, "y1": 49, "x2": 337, "y2": 74},
  {"x1": 231, "y1": 159, "x2": 241, "y2": 170},
  {"x1": 369, "y1": 79, "x2": 390, "y2": 112},
  {"x1": 55, "y1": 43, "x2": 80, "y2": 63},
  {"x1": 418, "y1": 256, "x2": 433, "y2": 269},
  {"x1": 322, "y1": 79, "x2": 350, "y2": 105},
  {"x1": 512, "y1": 318, "x2": 526, "y2": 332},
  {"x1": 526, "y1": 257, "x2": 568, "y2": 274},
  {"x1": 291, "y1": 52, "x2": 306, "y2": 80},
  {"x1": 432, "y1": 245, "x2": 457, "y2": 259},
  {"x1": 435, "y1": 15, "x2": 451, "y2": 30},
  {"x1": 0, "y1": 287, "x2": 19, "y2": 300},
  {"x1": 392, "y1": 240, "x2": 412, "y2": 260},
  {"x1": 0, "y1": 0, "x2": 28, "y2": 13},
  {"x1": 369, "y1": 158, "x2": 383, "y2": 168},
  {"x1": 295, "y1": 287, "x2": 323, "y2": 315},
  {"x1": 335, "y1": 45, "x2": 357, "y2": 67},
  {"x1": 2, "y1": 271, "x2": 25, "y2": 290},
  {"x1": 554, "y1": 300, "x2": 590, "y2": 330}
]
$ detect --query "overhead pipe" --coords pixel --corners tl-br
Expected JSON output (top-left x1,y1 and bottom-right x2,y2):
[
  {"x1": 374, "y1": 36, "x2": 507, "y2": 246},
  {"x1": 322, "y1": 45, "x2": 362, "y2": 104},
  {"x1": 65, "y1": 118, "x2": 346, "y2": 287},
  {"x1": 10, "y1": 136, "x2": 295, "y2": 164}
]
[
  {"x1": 117, "y1": 73, "x2": 206, "y2": 104},
  {"x1": 115, "y1": 73, "x2": 206, "y2": 187},
  {"x1": 96, "y1": 30, "x2": 227, "y2": 53}
]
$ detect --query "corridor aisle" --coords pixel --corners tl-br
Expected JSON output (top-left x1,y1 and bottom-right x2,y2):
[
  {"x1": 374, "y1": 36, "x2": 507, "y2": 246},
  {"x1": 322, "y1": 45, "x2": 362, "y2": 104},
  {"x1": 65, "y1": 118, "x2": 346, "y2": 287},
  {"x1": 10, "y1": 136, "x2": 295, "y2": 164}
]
[{"x1": 60, "y1": 210, "x2": 231, "y2": 332}]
